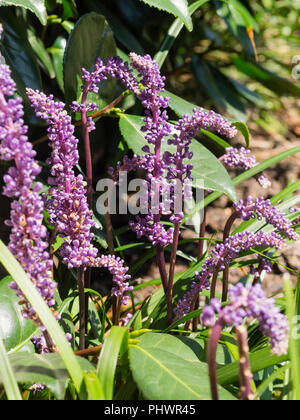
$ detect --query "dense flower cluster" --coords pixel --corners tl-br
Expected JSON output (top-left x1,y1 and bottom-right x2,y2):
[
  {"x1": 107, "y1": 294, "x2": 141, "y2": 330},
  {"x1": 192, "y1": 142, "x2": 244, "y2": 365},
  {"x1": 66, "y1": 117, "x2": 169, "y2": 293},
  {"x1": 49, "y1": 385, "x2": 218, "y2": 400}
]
[
  {"x1": 92, "y1": 254, "x2": 132, "y2": 305},
  {"x1": 223, "y1": 147, "x2": 271, "y2": 188},
  {"x1": 107, "y1": 53, "x2": 238, "y2": 246},
  {"x1": 27, "y1": 90, "x2": 132, "y2": 303},
  {"x1": 27, "y1": 89, "x2": 98, "y2": 269},
  {"x1": 234, "y1": 196, "x2": 299, "y2": 241},
  {"x1": 175, "y1": 231, "x2": 286, "y2": 318},
  {"x1": 0, "y1": 48, "x2": 54, "y2": 321},
  {"x1": 201, "y1": 283, "x2": 289, "y2": 356}
]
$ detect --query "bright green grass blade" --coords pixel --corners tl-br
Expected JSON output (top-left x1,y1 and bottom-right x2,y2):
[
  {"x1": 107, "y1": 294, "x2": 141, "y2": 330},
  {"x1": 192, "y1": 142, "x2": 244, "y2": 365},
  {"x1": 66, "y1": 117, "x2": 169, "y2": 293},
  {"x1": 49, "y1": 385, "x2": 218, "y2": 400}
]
[
  {"x1": 0, "y1": 241, "x2": 84, "y2": 393},
  {"x1": 0, "y1": 336, "x2": 22, "y2": 400},
  {"x1": 284, "y1": 278, "x2": 300, "y2": 400},
  {"x1": 97, "y1": 326, "x2": 129, "y2": 399}
]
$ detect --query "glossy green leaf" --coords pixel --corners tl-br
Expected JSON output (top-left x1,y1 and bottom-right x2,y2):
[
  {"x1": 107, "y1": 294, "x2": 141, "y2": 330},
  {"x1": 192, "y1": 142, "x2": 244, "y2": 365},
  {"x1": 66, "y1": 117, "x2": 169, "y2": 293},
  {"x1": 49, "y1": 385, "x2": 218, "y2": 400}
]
[
  {"x1": 0, "y1": 9, "x2": 42, "y2": 109},
  {"x1": 137, "y1": 0, "x2": 193, "y2": 31},
  {"x1": 97, "y1": 326, "x2": 129, "y2": 400},
  {"x1": 48, "y1": 36, "x2": 67, "y2": 93},
  {"x1": 0, "y1": 277, "x2": 36, "y2": 353},
  {"x1": 217, "y1": 346, "x2": 288, "y2": 386},
  {"x1": 0, "y1": 337, "x2": 22, "y2": 400},
  {"x1": 119, "y1": 114, "x2": 237, "y2": 201},
  {"x1": 161, "y1": 90, "x2": 250, "y2": 146},
  {"x1": 0, "y1": 0, "x2": 47, "y2": 25},
  {"x1": 64, "y1": 12, "x2": 117, "y2": 109},
  {"x1": 129, "y1": 333, "x2": 236, "y2": 400},
  {"x1": 27, "y1": 28, "x2": 55, "y2": 79},
  {"x1": 0, "y1": 352, "x2": 94, "y2": 399},
  {"x1": 0, "y1": 241, "x2": 85, "y2": 393},
  {"x1": 83, "y1": 372, "x2": 105, "y2": 401}
]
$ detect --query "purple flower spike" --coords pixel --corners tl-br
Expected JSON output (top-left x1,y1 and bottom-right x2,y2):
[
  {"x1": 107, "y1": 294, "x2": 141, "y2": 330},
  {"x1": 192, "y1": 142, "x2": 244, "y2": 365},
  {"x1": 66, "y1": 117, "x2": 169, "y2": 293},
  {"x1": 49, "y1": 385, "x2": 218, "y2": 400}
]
[
  {"x1": 223, "y1": 147, "x2": 271, "y2": 189},
  {"x1": 92, "y1": 255, "x2": 132, "y2": 305},
  {"x1": 234, "y1": 196, "x2": 299, "y2": 241},
  {"x1": 0, "y1": 36, "x2": 55, "y2": 323},
  {"x1": 201, "y1": 283, "x2": 289, "y2": 356},
  {"x1": 175, "y1": 231, "x2": 286, "y2": 319},
  {"x1": 27, "y1": 89, "x2": 98, "y2": 269}
]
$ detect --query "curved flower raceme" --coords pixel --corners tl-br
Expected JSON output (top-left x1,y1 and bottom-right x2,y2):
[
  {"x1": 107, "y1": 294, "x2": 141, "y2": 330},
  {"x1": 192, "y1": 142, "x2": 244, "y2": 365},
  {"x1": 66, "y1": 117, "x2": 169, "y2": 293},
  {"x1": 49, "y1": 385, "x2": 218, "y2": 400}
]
[
  {"x1": 0, "y1": 46, "x2": 54, "y2": 323},
  {"x1": 27, "y1": 89, "x2": 98, "y2": 269},
  {"x1": 92, "y1": 255, "x2": 132, "y2": 305},
  {"x1": 107, "y1": 53, "x2": 238, "y2": 246},
  {"x1": 233, "y1": 196, "x2": 299, "y2": 241},
  {"x1": 223, "y1": 147, "x2": 271, "y2": 189},
  {"x1": 201, "y1": 283, "x2": 289, "y2": 356},
  {"x1": 27, "y1": 89, "x2": 132, "y2": 304},
  {"x1": 174, "y1": 231, "x2": 286, "y2": 318}
]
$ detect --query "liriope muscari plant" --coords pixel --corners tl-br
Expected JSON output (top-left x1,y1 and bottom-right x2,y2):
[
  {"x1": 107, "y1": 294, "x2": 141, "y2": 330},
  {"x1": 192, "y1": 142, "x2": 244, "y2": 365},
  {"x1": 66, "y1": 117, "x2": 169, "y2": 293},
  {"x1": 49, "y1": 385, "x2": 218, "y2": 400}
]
[{"x1": 0, "y1": 25, "x2": 296, "y2": 400}]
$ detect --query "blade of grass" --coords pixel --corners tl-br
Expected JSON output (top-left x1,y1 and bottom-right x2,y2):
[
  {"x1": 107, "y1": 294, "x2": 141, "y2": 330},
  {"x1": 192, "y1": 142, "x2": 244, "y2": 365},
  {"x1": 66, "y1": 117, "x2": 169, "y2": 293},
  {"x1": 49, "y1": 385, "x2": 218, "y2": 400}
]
[
  {"x1": 283, "y1": 278, "x2": 300, "y2": 400},
  {"x1": 0, "y1": 240, "x2": 84, "y2": 394},
  {"x1": 97, "y1": 326, "x2": 129, "y2": 399},
  {"x1": 0, "y1": 337, "x2": 22, "y2": 400}
]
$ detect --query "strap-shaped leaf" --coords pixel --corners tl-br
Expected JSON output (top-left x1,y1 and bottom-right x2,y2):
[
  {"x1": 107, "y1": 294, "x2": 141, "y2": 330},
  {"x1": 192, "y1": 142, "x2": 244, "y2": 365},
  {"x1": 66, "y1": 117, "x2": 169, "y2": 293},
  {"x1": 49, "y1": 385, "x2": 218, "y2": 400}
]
[
  {"x1": 0, "y1": 337, "x2": 22, "y2": 400},
  {"x1": 0, "y1": 241, "x2": 84, "y2": 393},
  {"x1": 97, "y1": 326, "x2": 129, "y2": 400},
  {"x1": 137, "y1": 0, "x2": 193, "y2": 31}
]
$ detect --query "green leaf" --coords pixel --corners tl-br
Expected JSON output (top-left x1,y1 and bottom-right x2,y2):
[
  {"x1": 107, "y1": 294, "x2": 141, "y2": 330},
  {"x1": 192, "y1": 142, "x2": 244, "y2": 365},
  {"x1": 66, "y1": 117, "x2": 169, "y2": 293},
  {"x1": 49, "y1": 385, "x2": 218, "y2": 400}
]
[
  {"x1": 231, "y1": 55, "x2": 300, "y2": 97},
  {"x1": 0, "y1": 241, "x2": 85, "y2": 393},
  {"x1": 137, "y1": 0, "x2": 193, "y2": 31},
  {"x1": 284, "y1": 279, "x2": 300, "y2": 400},
  {"x1": 119, "y1": 114, "x2": 237, "y2": 201},
  {"x1": 217, "y1": 346, "x2": 288, "y2": 386},
  {"x1": 48, "y1": 36, "x2": 67, "y2": 93},
  {"x1": 83, "y1": 372, "x2": 105, "y2": 401},
  {"x1": 97, "y1": 326, "x2": 129, "y2": 400},
  {"x1": 0, "y1": 337, "x2": 22, "y2": 400},
  {"x1": 84, "y1": 0, "x2": 144, "y2": 55},
  {"x1": 129, "y1": 333, "x2": 236, "y2": 400},
  {"x1": 0, "y1": 352, "x2": 95, "y2": 399},
  {"x1": 0, "y1": 277, "x2": 36, "y2": 353},
  {"x1": 0, "y1": 0, "x2": 47, "y2": 25},
  {"x1": 161, "y1": 90, "x2": 250, "y2": 146},
  {"x1": 0, "y1": 9, "x2": 42, "y2": 111},
  {"x1": 27, "y1": 28, "x2": 55, "y2": 79},
  {"x1": 64, "y1": 12, "x2": 117, "y2": 108}
]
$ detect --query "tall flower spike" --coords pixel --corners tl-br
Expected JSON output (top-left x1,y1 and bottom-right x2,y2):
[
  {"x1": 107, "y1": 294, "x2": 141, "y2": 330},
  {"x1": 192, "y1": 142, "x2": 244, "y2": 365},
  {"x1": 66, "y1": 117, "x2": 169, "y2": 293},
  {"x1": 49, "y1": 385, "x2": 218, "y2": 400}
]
[
  {"x1": 174, "y1": 231, "x2": 286, "y2": 318},
  {"x1": 28, "y1": 89, "x2": 132, "y2": 305},
  {"x1": 223, "y1": 147, "x2": 271, "y2": 189},
  {"x1": 201, "y1": 283, "x2": 289, "y2": 356},
  {"x1": 0, "y1": 33, "x2": 54, "y2": 323},
  {"x1": 27, "y1": 89, "x2": 98, "y2": 269}
]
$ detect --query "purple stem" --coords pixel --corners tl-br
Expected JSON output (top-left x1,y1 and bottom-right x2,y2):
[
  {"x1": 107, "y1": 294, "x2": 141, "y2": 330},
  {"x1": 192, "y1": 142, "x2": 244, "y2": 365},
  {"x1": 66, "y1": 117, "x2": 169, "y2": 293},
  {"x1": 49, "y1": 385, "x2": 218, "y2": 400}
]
[
  {"x1": 236, "y1": 326, "x2": 254, "y2": 400},
  {"x1": 207, "y1": 318, "x2": 225, "y2": 400}
]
